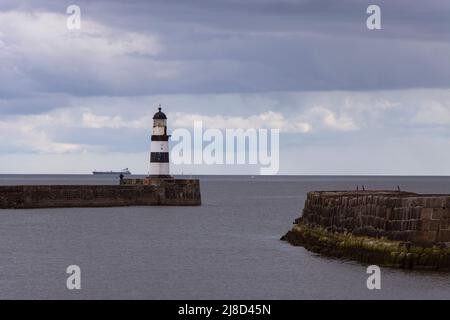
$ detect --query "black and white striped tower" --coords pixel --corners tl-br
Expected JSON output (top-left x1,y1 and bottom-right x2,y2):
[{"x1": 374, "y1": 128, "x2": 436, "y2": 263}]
[{"x1": 149, "y1": 106, "x2": 171, "y2": 177}]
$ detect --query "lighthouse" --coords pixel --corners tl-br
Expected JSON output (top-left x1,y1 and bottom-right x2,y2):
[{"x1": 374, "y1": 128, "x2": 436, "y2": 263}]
[{"x1": 149, "y1": 106, "x2": 171, "y2": 177}]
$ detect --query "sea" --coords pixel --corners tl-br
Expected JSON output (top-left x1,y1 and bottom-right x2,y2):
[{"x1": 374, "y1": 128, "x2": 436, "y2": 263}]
[{"x1": 0, "y1": 175, "x2": 449, "y2": 299}]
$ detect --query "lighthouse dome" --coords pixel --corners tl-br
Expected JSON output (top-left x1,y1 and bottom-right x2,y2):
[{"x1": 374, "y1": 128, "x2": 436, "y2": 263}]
[{"x1": 153, "y1": 107, "x2": 167, "y2": 120}]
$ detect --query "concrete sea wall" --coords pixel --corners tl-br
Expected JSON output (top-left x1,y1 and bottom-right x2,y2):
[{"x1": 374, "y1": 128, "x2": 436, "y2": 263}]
[
  {"x1": 0, "y1": 179, "x2": 201, "y2": 209},
  {"x1": 282, "y1": 191, "x2": 450, "y2": 270}
]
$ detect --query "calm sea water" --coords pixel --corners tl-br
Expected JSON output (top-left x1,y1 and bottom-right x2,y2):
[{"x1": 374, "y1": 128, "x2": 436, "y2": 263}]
[{"x1": 0, "y1": 175, "x2": 449, "y2": 299}]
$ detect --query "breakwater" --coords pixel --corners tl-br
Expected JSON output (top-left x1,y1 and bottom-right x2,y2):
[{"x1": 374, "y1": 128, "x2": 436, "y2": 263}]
[
  {"x1": 282, "y1": 191, "x2": 450, "y2": 270},
  {"x1": 0, "y1": 178, "x2": 201, "y2": 209}
]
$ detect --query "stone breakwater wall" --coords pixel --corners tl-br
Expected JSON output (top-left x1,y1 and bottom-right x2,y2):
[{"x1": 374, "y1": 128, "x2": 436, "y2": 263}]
[
  {"x1": 298, "y1": 191, "x2": 450, "y2": 245},
  {"x1": 0, "y1": 179, "x2": 201, "y2": 209},
  {"x1": 282, "y1": 191, "x2": 450, "y2": 270}
]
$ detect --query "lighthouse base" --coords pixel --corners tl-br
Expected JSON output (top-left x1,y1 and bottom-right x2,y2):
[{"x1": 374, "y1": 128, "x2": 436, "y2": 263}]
[
  {"x1": 146, "y1": 175, "x2": 173, "y2": 179},
  {"x1": 149, "y1": 162, "x2": 170, "y2": 177},
  {"x1": 120, "y1": 176, "x2": 201, "y2": 206}
]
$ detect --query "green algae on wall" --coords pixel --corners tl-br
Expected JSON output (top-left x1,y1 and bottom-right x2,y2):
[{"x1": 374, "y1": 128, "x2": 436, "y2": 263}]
[{"x1": 282, "y1": 221, "x2": 450, "y2": 270}]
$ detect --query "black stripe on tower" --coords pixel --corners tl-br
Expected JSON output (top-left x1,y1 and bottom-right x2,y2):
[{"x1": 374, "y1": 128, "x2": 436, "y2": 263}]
[
  {"x1": 151, "y1": 135, "x2": 170, "y2": 141},
  {"x1": 151, "y1": 152, "x2": 169, "y2": 163}
]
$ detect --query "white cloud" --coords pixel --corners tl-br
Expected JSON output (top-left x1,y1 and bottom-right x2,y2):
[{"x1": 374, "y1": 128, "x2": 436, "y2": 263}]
[
  {"x1": 0, "y1": 10, "x2": 180, "y2": 95},
  {"x1": 0, "y1": 116, "x2": 85, "y2": 153},
  {"x1": 302, "y1": 106, "x2": 359, "y2": 131},
  {"x1": 412, "y1": 100, "x2": 450, "y2": 125},
  {"x1": 0, "y1": 11, "x2": 162, "y2": 58},
  {"x1": 81, "y1": 111, "x2": 156, "y2": 129},
  {"x1": 1, "y1": 89, "x2": 450, "y2": 174},
  {"x1": 169, "y1": 106, "x2": 360, "y2": 133},
  {"x1": 170, "y1": 111, "x2": 312, "y2": 133},
  {"x1": 80, "y1": 108, "x2": 357, "y2": 134},
  {"x1": 0, "y1": 89, "x2": 427, "y2": 155},
  {"x1": 82, "y1": 112, "x2": 126, "y2": 129}
]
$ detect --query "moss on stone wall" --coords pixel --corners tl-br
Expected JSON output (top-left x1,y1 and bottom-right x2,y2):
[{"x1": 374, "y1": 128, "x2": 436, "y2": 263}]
[{"x1": 281, "y1": 222, "x2": 450, "y2": 270}]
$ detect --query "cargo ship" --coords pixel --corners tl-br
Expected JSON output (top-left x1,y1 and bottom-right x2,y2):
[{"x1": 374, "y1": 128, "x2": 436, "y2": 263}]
[{"x1": 92, "y1": 168, "x2": 131, "y2": 175}]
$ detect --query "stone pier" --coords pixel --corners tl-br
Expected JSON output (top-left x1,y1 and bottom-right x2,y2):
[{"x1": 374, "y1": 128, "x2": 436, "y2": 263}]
[
  {"x1": 0, "y1": 178, "x2": 201, "y2": 209},
  {"x1": 282, "y1": 191, "x2": 450, "y2": 270}
]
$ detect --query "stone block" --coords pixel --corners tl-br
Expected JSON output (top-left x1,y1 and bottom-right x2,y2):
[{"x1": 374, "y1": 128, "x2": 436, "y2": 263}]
[
  {"x1": 443, "y1": 208, "x2": 450, "y2": 219},
  {"x1": 420, "y1": 208, "x2": 433, "y2": 220},
  {"x1": 437, "y1": 230, "x2": 450, "y2": 242},
  {"x1": 386, "y1": 207, "x2": 392, "y2": 219},
  {"x1": 401, "y1": 198, "x2": 410, "y2": 207},
  {"x1": 420, "y1": 231, "x2": 438, "y2": 243},
  {"x1": 422, "y1": 219, "x2": 440, "y2": 231},
  {"x1": 432, "y1": 208, "x2": 445, "y2": 220},
  {"x1": 391, "y1": 220, "x2": 402, "y2": 231},
  {"x1": 439, "y1": 218, "x2": 450, "y2": 230},
  {"x1": 445, "y1": 197, "x2": 450, "y2": 208},
  {"x1": 428, "y1": 197, "x2": 446, "y2": 208},
  {"x1": 411, "y1": 207, "x2": 421, "y2": 220}
]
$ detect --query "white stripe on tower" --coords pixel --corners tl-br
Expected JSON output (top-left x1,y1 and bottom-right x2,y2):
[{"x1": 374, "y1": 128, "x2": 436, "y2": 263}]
[{"x1": 149, "y1": 106, "x2": 170, "y2": 177}]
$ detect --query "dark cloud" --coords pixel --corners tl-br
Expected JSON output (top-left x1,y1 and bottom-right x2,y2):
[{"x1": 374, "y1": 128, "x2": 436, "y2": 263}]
[{"x1": 0, "y1": 0, "x2": 449, "y2": 99}]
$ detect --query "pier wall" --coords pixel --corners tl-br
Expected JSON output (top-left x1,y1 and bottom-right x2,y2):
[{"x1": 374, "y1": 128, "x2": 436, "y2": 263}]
[
  {"x1": 298, "y1": 191, "x2": 450, "y2": 244},
  {"x1": 0, "y1": 179, "x2": 201, "y2": 209}
]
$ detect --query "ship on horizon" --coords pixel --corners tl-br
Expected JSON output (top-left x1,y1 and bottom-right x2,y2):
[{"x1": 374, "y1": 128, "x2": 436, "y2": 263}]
[{"x1": 92, "y1": 168, "x2": 131, "y2": 175}]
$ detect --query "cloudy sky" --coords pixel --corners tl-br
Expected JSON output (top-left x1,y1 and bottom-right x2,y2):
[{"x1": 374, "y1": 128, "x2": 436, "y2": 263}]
[{"x1": 1, "y1": 0, "x2": 450, "y2": 175}]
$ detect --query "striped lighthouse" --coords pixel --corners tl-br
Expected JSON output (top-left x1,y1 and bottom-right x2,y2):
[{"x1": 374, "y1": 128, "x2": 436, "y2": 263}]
[{"x1": 149, "y1": 106, "x2": 171, "y2": 177}]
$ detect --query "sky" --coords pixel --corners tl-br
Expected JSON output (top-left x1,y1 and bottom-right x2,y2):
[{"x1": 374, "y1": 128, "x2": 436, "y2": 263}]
[{"x1": 1, "y1": 0, "x2": 450, "y2": 175}]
